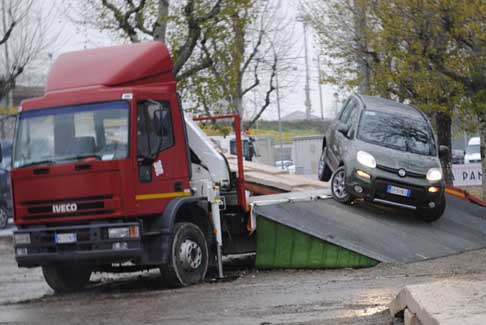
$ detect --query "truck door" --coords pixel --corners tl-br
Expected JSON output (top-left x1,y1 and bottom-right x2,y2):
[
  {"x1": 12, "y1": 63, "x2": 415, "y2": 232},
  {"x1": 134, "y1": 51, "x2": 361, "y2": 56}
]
[{"x1": 135, "y1": 98, "x2": 190, "y2": 214}]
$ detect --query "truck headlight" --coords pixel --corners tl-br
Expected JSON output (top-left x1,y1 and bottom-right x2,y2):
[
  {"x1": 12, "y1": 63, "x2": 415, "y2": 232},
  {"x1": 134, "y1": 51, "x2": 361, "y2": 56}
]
[
  {"x1": 14, "y1": 233, "x2": 31, "y2": 245},
  {"x1": 426, "y1": 168, "x2": 442, "y2": 182},
  {"x1": 108, "y1": 226, "x2": 139, "y2": 239},
  {"x1": 357, "y1": 151, "x2": 376, "y2": 168}
]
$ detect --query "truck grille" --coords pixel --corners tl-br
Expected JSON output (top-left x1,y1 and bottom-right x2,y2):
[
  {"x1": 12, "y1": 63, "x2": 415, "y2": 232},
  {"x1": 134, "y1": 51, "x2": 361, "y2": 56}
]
[{"x1": 21, "y1": 195, "x2": 116, "y2": 219}]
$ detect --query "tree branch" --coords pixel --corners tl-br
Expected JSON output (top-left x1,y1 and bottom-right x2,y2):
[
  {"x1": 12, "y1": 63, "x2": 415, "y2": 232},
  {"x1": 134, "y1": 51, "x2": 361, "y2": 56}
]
[{"x1": 246, "y1": 57, "x2": 277, "y2": 130}]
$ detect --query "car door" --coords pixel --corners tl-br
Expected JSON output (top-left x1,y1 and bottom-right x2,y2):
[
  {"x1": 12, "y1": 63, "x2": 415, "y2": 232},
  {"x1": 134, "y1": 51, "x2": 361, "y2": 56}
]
[
  {"x1": 327, "y1": 98, "x2": 357, "y2": 169},
  {"x1": 334, "y1": 99, "x2": 359, "y2": 164}
]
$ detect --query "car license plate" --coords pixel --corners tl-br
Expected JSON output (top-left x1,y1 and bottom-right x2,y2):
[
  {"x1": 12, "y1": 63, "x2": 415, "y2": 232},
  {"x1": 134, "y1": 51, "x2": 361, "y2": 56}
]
[
  {"x1": 55, "y1": 233, "x2": 77, "y2": 244},
  {"x1": 387, "y1": 185, "x2": 411, "y2": 197}
]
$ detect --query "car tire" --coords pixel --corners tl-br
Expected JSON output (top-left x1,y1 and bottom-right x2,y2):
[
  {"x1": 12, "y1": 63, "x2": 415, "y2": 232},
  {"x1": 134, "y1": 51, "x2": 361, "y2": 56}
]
[
  {"x1": 42, "y1": 263, "x2": 92, "y2": 293},
  {"x1": 0, "y1": 206, "x2": 7, "y2": 230},
  {"x1": 160, "y1": 222, "x2": 209, "y2": 288},
  {"x1": 331, "y1": 166, "x2": 353, "y2": 204},
  {"x1": 318, "y1": 148, "x2": 332, "y2": 182},
  {"x1": 417, "y1": 195, "x2": 446, "y2": 222}
]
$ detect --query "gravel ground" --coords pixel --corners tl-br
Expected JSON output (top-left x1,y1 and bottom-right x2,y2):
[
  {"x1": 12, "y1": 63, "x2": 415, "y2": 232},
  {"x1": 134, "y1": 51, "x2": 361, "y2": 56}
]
[{"x1": 2, "y1": 238, "x2": 486, "y2": 324}]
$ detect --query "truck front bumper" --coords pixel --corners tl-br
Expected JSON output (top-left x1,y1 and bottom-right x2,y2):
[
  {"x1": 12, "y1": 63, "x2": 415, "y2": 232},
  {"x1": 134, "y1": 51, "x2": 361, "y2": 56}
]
[{"x1": 14, "y1": 222, "x2": 143, "y2": 267}]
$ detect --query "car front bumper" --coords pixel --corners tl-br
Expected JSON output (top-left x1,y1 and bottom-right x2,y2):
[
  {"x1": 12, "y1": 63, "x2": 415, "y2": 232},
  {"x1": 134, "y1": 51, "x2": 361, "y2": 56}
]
[{"x1": 345, "y1": 167, "x2": 444, "y2": 210}]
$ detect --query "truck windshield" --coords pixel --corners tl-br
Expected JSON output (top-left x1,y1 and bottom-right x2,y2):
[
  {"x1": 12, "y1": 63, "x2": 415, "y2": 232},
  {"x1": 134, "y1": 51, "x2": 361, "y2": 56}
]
[
  {"x1": 13, "y1": 100, "x2": 129, "y2": 168},
  {"x1": 358, "y1": 110, "x2": 436, "y2": 156}
]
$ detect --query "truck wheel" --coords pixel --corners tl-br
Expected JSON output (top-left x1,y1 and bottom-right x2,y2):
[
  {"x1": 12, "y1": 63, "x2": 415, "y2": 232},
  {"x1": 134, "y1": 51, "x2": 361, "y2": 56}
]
[
  {"x1": 417, "y1": 196, "x2": 446, "y2": 223},
  {"x1": 160, "y1": 222, "x2": 208, "y2": 288},
  {"x1": 0, "y1": 206, "x2": 7, "y2": 229},
  {"x1": 42, "y1": 264, "x2": 91, "y2": 293},
  {"x1": 318, "y1": 148, "x2": 332, "y2": 182},
  {"x1": 331, "y1": 166, "x2": 353, "y2": 204}
]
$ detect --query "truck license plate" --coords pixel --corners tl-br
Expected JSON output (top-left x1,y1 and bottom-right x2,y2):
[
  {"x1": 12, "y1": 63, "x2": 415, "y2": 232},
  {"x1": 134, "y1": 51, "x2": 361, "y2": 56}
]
[
  {"x1": 55, "y1": 233, "x2": 77, "y2": 244},
  {"x1": 387, "y1": 185, "x2": 411, "y2": 197}
]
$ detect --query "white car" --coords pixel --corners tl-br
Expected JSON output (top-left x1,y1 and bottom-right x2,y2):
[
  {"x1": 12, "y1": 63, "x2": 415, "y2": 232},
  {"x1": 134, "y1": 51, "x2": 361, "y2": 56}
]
[
  {"x1": 465, "y1": 137, "x2": 481, "y2": 164},
  {"x1": 276, "y1": 160, "x2": 296, "y2": 174}
]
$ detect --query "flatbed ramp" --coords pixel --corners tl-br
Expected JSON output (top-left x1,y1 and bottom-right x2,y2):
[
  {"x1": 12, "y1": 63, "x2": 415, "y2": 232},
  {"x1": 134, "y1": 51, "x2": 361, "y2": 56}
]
[{"x1": 253, "y1": 194, "x2": 486, "y2": 268}]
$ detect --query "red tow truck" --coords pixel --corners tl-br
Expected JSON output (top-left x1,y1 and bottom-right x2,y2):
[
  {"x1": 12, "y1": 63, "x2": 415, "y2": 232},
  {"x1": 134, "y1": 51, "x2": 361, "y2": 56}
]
[{"x1": 9, "y1": 42, "x2": 252, "y2": 292}]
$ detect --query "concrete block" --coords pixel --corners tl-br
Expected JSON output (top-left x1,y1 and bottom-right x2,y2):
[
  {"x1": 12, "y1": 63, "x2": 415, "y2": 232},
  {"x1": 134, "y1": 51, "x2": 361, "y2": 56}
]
[{"x1": 390, "y1": 280, "x2": 486, "y2": 325}]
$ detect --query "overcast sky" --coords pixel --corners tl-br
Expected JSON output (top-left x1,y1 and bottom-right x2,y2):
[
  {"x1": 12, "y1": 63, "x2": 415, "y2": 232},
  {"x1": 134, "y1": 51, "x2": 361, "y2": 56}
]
[{"x1": 31, "y1": 0, "x2": 340, "y2": 121}]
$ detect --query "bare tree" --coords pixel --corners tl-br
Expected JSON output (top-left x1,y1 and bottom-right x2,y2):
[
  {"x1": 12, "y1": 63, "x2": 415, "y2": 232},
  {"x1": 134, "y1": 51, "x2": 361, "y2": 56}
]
[
  {"x1": 75, "y1": 0, "x2": 235, "y2": 81},
  {"x1": 0, "y1": 0, "x2": 59, "y2": 104}
]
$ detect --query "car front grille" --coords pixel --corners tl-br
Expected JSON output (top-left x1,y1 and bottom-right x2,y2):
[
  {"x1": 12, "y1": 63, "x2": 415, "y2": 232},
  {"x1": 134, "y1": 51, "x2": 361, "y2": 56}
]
[{"x1": 376, "y1": 164, "x2": 426, "y2": 179}]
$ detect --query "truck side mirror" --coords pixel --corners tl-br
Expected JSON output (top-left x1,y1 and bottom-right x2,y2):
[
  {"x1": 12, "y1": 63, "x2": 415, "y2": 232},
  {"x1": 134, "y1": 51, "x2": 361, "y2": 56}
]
[{"x1": 439, "y1": 145, "x2": 449, "y2": 158}]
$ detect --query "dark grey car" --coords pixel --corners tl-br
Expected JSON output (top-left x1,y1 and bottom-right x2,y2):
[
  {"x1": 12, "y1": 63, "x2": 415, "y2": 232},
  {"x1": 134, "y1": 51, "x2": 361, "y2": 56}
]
[{"x1": 318, "y1": 95, "x2": 448, "y2": 222}]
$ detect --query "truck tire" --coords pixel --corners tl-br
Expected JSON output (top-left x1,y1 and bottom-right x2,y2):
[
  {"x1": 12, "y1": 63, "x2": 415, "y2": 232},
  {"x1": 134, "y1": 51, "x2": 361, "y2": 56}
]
[
  {"x1": 42, "y1": 264, "x2": 92, "y2": 293},
  {"x1": 417, "y1": 196, "x2": 446, "y2": 223},
  {"x1": 331, "y1": 166, "x2": 353, "y2": 204},
  {"x1": 160, "y1": 222, "x2": 208, "y2": 288},
  {"x1": 0, "y1": 206, "x2": 7, "y2": 229}
]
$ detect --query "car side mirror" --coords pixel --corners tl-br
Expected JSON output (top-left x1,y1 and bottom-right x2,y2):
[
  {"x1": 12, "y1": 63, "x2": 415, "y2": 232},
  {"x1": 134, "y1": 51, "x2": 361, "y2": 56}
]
[
  {"x1": 439, "y1": 145, "x2": 449, "y2": 158},
  {"x1": 337, "y1": 122, "x2": 351, "y2": 137}
]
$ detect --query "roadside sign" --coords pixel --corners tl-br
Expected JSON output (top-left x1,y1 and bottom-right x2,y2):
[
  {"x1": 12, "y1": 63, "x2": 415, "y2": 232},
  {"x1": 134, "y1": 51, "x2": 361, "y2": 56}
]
[{"x1": 452, "y1": 164, "x2": 482, "y2": 186}]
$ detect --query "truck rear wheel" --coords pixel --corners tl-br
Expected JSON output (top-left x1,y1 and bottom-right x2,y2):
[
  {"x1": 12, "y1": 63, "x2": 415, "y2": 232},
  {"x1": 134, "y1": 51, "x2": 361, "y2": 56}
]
[
  {"x1": 42, "y1": 263, "x2": 92, "y2": 293},
  {"x1": 160, "y1": 222, "x2": 208, "y2": 288}
]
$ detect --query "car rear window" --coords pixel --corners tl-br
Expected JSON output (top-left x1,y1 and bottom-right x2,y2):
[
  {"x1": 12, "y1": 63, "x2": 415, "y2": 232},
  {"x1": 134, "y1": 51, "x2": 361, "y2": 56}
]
[{"x1": 358, "y1": 110, "x2": 436, "y2": 156}]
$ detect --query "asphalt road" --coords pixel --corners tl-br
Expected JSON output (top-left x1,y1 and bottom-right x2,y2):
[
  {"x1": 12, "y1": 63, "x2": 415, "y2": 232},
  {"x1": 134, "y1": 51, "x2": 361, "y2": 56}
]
[{"x1": 3, "y1": 237, "x2": 486, "y2": 325}]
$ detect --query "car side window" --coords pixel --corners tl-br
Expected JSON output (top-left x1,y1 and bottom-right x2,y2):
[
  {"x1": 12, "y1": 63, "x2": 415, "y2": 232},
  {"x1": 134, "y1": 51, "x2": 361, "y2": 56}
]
[
  {"x1": 339, "y1": 99, "x2": 358, "y2": 124},
  {"x1": 137, "y1": 100, "x2": 174, "y2": 158},
  {"x1": 338, "y1": 99, "x2": 352, "y2": 122}
]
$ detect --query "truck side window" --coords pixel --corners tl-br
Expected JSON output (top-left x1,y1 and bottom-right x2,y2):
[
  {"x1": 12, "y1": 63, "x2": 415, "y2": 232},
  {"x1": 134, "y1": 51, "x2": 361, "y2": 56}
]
[{"x1": 137, "y1": 100, "x2": 174, "y2": 158}]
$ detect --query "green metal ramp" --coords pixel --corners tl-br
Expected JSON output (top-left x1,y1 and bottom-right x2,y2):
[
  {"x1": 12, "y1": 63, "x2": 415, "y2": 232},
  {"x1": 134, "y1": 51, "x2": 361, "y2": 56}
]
[
  {"x1": 253, "y1": 194, "x2": 486, "y2": 269},
  {"x1": 256, "y1": 216, "x2": 378, "y2": 269}
]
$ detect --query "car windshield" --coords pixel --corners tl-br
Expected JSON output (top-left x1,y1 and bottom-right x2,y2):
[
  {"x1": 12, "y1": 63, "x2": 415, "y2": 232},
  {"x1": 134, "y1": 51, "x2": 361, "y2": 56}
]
[
  {"x1": 358, "y1": 110, "x2": 435, "y2": 156},
  {"x1": 13, "y1": 100, "x2": 129, "y2": 168},
  {"x1": 467, "y1": 144, "x2": 480, "y2": 154}
]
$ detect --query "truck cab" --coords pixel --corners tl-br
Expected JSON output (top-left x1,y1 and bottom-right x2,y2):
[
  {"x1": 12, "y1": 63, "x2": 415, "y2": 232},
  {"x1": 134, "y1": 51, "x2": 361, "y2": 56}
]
[{"x1": 11, "y1": 42, "x2": 250, "y2": 292}]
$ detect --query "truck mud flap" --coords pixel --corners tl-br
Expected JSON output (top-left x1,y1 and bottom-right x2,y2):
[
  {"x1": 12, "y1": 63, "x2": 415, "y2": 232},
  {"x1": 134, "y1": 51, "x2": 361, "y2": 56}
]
[{"x1": 254, "y1": 195, "x2": 486, "y2": 268}]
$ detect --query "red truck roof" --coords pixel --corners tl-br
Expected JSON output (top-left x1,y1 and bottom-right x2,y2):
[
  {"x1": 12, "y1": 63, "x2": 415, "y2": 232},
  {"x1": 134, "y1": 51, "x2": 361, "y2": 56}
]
[{"x1": 46, "y1": 41, "x2": 174, "y2": 92}]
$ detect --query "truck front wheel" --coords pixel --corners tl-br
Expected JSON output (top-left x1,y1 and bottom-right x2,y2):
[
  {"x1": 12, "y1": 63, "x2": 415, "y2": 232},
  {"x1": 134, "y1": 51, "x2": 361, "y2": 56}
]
[
  {"x1": 42, "y1": 263, "x2": 92, "y2": 293},
  {"x1": 160, "y1": 222, "x2": 209, "y2": 288}
]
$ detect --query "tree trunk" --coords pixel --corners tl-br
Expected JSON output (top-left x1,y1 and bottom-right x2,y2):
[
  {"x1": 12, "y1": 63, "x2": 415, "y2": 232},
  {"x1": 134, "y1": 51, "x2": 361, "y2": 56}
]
[
  {"x1": 478, "y1": 111, "x2": 486, "y2": 200},
  {"x1": 153, "y1": 0, "x2": 169, "y2": 42},
  {"x1": 435, "y1": 111, "x2": 453, "y2": 185}
]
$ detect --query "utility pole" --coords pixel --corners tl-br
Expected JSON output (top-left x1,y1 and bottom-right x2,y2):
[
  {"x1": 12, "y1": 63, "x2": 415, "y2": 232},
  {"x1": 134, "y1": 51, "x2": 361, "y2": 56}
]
[
  {"x1": 275, "y1": 57, "x2": 284, "y2": 163},
  {"x1": 303, "y1": 22, "x2": 312, "y2": 120},
  {"x1": 317, "y1": 54, "x2": 324, "y2": 120}
]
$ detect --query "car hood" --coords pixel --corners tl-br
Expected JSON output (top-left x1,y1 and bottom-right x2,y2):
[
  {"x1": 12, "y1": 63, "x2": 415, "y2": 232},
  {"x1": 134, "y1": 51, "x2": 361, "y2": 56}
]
[{"x1": 355, "y1": 140, "x2": 440, "y2": 173}]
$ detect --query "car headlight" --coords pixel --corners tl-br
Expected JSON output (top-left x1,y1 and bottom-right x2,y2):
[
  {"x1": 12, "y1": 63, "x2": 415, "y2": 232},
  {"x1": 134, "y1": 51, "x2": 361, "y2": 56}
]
[
  {"x1": 426, "y1": 168, "x2": 442, "y2": 182},
  {"x1": 356, "y1": 151, "x2": 376, "y2": 168}
]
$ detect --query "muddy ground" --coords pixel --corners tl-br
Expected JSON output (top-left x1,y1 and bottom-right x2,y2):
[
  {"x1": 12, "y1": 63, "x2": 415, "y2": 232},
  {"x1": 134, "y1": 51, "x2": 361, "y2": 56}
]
[{"x1": 1, "y1": 238, "x2": 486, "y2": 325}]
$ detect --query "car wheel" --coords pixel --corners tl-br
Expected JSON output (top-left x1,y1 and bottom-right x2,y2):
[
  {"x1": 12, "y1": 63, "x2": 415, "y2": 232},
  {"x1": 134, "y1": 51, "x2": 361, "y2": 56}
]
[
  {"x1": 318, "y1": 148, "x2": 333, "y2": 182},
  {"x1": 417, "y1": 195, "x2": 446, "y2": 222},
  {"x1": 331, "y1": 166, "x2": 353, "y2": 204},
  {"x1": 42, "y1": 263, "x2": 92, "y2": 293},
  {"x1": 0, "y1": 206, "x2": 7, "y2": 230},
  {"x1": 160, "y1": 222, "x2": 209, "y2": 288}
]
